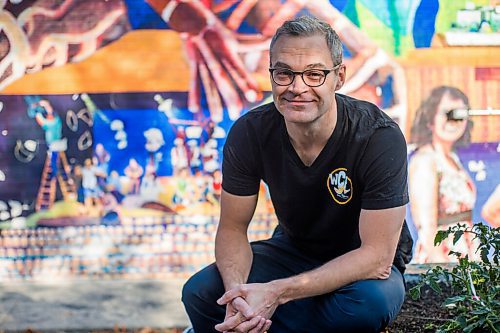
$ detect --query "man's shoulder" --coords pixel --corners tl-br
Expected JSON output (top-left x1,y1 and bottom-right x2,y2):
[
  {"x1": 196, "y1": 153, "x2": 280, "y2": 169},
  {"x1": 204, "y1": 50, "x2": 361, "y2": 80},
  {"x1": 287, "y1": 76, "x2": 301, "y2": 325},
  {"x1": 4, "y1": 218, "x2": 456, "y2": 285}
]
[
  {"x1": 225, "y1": 102, "x2": 280, "y2": 148},
  {"x1": 231, "y1": 101, "x2": 279, "y2": 132},
  {"x1": 339, "y1": 94, "x2": 401, "y2": 138},
  {"x1": 241, "y1": 101, "x2": 277, "y2": 119},
  {"x1": 339, "y1": 94, "x2": 395, "y2": 125}
]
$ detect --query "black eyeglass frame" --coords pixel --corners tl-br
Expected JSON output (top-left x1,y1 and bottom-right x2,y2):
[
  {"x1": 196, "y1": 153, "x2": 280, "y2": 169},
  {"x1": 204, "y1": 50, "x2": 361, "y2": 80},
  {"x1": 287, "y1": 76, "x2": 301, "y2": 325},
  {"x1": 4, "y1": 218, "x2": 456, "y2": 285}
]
[{"x1": 268, "y1": 64, "x2": 342, "y2": 87}]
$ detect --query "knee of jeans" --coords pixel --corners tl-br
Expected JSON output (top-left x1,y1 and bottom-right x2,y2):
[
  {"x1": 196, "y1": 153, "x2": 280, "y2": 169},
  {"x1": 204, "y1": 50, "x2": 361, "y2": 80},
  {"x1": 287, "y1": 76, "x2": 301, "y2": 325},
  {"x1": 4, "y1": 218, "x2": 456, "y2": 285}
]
[
  {"x1": 358, "y1": 282, "x2": 404, "y2": 328},
  {"x1": 333, "y1": 282, "x2": 402, "y2": 329},
  {"x1": 182, "y1": 265, "x2": 223, "y2": 309},
  {"x1": 181, "y1": 274, "x2": 199, "y2": 308}
]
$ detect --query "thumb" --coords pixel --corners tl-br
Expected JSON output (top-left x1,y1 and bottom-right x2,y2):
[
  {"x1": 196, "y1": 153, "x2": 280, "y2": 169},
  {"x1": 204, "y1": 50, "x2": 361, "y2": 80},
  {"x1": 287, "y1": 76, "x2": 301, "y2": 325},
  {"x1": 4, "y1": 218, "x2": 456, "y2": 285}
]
[{"x1": 217, "y1": 288, "x2": 241, "y2": 305}]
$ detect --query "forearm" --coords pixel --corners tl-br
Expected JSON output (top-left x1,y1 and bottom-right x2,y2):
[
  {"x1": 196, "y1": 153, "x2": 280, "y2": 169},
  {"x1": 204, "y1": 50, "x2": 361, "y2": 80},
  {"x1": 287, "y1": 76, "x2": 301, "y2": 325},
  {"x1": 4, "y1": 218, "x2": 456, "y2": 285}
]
[
  {"x1": 215, "y1": 227, "x2": 253, "y2": 291},
  {"x1": 274, "y1": 206, "x2": 405, "y2": 304},
  {"x1": 272, "y1": 245, "x2": 392, "y2": 305}
]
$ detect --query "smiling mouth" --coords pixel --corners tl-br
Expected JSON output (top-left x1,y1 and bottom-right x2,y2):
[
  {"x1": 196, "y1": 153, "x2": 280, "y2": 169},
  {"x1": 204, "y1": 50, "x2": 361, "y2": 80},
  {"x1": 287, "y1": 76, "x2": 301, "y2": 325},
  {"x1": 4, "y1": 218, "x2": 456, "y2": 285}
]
[
  {"x1": 443, "y1": 123, "x2": 463, "y2": 132},
  {"x1": 284, "y1": 99, "x2": 312, "y2": 103}
]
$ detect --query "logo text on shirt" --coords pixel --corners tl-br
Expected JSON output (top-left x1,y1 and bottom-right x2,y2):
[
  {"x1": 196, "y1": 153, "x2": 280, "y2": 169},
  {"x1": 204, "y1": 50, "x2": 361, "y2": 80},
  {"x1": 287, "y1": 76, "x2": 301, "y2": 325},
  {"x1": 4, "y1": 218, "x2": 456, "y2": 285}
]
[{"x1": 327, "y1": 168, "x2": 353, "y2": 204}]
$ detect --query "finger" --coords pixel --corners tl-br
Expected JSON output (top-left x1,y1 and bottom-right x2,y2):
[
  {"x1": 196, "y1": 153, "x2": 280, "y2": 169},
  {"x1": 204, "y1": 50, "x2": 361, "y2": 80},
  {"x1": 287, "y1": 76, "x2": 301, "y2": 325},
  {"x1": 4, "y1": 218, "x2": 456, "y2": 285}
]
[
  {"x1": 248, "y1": 317, "x2": 266, "y2": 333},
  {"x1": 232, "y1": 296, "x2": 254, "y2": 318},
  {"x1": 214, "y1": 312, "x2": 244, "y2": 332},
  {"x1": 217, "y1": 288, "x2": 243, "y2": 305},
  {"x1": 262, "y1": 319, "x2": 272, "y2": 332},
  {"x1": 232, "y1": 315, "x2": 263, "y2": 333}
]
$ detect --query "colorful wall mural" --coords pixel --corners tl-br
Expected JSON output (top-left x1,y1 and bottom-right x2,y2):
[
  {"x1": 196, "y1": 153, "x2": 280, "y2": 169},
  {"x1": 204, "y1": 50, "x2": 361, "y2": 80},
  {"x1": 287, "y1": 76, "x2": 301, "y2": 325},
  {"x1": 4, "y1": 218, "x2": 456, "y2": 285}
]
[{"x1": 0, "y1": 0, "x2": 499, "y2": 281}]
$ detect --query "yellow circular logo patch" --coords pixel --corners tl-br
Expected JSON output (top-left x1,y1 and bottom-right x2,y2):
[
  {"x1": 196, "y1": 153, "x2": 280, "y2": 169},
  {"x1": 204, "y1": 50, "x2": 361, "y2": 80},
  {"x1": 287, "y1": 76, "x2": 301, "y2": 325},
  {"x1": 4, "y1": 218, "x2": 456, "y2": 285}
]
[{"x1": 327, "y1": 168, "x2": 353, "y2": 205}]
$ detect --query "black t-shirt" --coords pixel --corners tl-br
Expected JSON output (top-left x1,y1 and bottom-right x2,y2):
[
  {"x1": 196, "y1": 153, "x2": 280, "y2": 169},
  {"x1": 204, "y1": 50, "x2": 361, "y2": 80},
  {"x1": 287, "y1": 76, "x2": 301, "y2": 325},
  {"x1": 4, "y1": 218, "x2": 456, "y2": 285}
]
[{"x1": 222, "y1": 94, "x2": 413, "y2": 273}]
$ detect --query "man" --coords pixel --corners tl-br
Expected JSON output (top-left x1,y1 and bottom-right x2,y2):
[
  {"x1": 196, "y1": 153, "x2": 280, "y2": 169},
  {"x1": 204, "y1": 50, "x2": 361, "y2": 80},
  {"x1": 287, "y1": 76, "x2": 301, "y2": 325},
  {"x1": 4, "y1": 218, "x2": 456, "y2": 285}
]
[{"x1": 182, "y1": 16, "x2": 412, "y2": 333}]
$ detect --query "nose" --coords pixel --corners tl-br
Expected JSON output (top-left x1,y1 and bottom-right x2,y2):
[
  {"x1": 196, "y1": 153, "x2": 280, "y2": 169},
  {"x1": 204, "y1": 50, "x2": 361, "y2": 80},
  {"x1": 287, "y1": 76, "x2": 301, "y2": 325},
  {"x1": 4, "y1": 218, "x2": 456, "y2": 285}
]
[{"x1": 287, "y1": 74, "x2": 309, "y2": 94}]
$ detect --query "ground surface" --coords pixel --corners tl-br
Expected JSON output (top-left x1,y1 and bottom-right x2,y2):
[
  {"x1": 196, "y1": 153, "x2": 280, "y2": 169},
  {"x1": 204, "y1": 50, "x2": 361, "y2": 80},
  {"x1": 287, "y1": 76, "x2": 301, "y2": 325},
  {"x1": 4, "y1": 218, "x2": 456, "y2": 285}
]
[
  {"x1": 1, "y1": 274, "x2": 455, "y2": 333},
  {"x1": 386, "y1": 283, "x2": 452, "y2": 332},
  {"x1": 9, "y1": 287, "x2": 453, "y2": 333},
  {"x1": 0, "y1": 279, "x2": 190, "y2": 332}
]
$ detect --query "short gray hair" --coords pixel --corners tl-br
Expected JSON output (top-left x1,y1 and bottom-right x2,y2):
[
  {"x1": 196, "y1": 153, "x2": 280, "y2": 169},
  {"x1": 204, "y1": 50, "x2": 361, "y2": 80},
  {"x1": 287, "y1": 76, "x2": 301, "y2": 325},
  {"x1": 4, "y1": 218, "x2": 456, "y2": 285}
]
[{"x1": 269, "y1": 16, "x2": 343, "y2": 66}]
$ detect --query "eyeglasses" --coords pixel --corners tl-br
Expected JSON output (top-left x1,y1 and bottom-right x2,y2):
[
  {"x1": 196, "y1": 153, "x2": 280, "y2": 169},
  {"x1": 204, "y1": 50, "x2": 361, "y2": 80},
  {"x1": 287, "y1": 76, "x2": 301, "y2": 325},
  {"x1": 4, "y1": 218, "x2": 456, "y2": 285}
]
[
  {"x1": 446, "y1": 108, "x2": 469, "y2": 121},
  {"x1": 269, "y1": 64, "x2": 342, "y2": 87}
]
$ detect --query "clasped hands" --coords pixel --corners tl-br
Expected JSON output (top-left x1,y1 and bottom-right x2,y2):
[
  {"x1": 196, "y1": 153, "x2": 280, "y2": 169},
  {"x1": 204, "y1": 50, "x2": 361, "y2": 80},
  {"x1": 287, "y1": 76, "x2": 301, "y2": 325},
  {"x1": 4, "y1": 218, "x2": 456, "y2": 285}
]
[{"x1": 215, "y1": 282, "x2": 280, "y2": 333}]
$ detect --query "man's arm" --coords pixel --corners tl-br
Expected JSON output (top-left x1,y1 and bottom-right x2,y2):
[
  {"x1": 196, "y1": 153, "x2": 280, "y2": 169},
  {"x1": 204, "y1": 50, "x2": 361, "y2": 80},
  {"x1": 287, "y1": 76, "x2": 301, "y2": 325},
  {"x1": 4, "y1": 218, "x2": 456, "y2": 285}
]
[
  {"x1": 215, "y1": 189, "x2": 258, "y2": 290},
  {"x1": 216, "y1": 205, "x2": 405, "y2": 320},
  {"x1": 214, "y1": 189, "x2": 272, "y2": 332},
  {"x1": 273, "y1": 205, "x2": 405, "y2": 303}
]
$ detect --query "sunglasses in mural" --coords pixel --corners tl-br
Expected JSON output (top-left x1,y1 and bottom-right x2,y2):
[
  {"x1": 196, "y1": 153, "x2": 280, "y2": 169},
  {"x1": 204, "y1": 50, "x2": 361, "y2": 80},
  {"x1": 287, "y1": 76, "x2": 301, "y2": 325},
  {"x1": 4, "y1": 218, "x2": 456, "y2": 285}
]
[{"x1": 446, "y1": 108, "x2": 500, "y2": 121}]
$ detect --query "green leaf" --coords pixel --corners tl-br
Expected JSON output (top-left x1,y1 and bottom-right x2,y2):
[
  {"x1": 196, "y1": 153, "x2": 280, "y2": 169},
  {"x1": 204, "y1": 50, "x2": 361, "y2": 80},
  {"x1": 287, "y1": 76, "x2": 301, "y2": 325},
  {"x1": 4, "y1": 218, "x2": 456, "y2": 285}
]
[
  {"x1": 480, "y1": 248, "x2": 490, "y2": 264},
  {"x1": 435, "y1": 230, "x2": 449, "y2": 246},
  {"x1": 449, "y1": 250, "x2": 462, "y2": 259},
  {"x1": 453, "y1": 230, "x2": 464, "y2": 245},
  {"x1": 421, "y1": 224, "x2": 500, "y2": 333},
  {"x1": 471, "y1": 307, "x2": 489, "y2": 315},
  {"x1": 459, "y1": 257, "x2": 469, "y2": 267},
  {"x1": 409, "y1": 286, "x2": 421, "y2": 300},
  {"x1": 463, "y1": 320, "x2": 481, "y2": 333},
  {"x1": 456, "y1": 315, "x2": 467, "y2": 328},
  {"x1": 429, "y1": 279, "x2": 442, "y2": 294},
  {"x1": 444, "y1": 295, "x2": 466, "y2": 305}
]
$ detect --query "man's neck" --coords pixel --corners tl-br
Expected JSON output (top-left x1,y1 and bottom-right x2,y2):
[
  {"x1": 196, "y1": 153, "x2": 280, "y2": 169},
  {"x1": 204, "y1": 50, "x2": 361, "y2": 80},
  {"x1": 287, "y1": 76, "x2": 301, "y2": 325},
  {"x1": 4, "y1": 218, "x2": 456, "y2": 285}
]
[{"x1": 286, "y1": 106, "x2": 338, "y2": 166}]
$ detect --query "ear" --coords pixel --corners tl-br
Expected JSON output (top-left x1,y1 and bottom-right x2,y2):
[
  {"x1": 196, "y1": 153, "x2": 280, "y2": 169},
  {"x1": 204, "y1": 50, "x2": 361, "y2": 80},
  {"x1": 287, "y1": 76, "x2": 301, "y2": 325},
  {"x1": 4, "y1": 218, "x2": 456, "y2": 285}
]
[{"x1": 334, "y1": 65, "x2": 346, "y2": 91}]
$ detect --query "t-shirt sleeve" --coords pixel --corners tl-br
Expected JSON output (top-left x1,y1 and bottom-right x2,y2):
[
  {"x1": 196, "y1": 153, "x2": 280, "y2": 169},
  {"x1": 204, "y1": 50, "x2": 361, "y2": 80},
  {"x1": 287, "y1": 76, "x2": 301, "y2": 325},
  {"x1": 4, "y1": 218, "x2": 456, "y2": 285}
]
[
  {"x1": 359, "y1": 125, "x2": 409, "y2": 210},
  {"x1": 221, "y1": 117, "x2": 261, "y2": 196}
]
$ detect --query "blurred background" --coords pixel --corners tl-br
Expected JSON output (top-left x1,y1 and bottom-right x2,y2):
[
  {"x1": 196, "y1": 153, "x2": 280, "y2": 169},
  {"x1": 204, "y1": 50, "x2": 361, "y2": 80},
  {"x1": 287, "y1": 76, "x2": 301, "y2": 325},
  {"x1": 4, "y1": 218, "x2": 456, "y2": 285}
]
[{"x1": 0, "y1": 0, "x2": 498, "y2": 281}]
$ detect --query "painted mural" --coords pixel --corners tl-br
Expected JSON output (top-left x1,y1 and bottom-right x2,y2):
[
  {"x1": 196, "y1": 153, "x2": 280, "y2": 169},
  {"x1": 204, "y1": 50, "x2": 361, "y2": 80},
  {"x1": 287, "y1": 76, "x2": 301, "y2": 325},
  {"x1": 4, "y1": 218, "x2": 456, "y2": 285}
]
[{"x1": 0, "y1": 0, "x2": 498, "y2": 281}]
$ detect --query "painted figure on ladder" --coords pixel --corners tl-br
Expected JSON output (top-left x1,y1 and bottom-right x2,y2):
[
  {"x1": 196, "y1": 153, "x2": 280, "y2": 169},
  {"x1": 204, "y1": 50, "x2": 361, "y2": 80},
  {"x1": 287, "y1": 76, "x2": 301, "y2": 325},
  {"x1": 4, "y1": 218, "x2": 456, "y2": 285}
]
[{"x1": 26, "y1": 97, "x2": 76, "y2": 211}]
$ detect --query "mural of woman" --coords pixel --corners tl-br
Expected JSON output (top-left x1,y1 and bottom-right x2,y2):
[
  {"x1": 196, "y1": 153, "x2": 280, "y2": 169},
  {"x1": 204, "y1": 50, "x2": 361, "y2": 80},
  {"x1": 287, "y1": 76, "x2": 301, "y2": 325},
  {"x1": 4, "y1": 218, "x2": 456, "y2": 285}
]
[{"x1": 409, "y1": 86, "x2": 479, "y2": 263}]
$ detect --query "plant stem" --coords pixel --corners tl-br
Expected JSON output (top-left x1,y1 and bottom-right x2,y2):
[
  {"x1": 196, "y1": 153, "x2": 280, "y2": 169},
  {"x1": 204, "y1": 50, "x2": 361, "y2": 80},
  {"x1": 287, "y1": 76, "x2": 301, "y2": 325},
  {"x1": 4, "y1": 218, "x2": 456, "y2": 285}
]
[
  {"x1": 446, "y1": 271, "x2": 467, "y2": 285},
  {"x1": 486, "y1": 318, "x2": 500, "y2": 333}
]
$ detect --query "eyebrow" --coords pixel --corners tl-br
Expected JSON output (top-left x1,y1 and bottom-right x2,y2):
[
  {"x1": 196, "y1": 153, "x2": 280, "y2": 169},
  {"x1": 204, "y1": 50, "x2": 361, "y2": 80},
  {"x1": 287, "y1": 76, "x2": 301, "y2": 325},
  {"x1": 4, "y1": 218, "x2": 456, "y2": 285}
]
[{"x1": 272, "y1": 62, "x2": 329, "y2": 69}]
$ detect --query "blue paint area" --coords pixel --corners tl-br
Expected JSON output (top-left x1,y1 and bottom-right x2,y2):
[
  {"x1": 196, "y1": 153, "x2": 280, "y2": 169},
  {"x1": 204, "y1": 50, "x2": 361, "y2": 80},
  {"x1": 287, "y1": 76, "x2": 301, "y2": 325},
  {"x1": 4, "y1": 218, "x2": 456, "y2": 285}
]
[
  {"x1": 123, "y1": 0, "x2": 169, "y2": 30},
  {"x1": 92, "y1": 92, "x2": 260, "y2": 178},
  {"x1": 457, "y1": 142, "x2": 500, "y2": 226},
  {"x1": 380, "y1": 75, "x2": 394, "y2": 109},
  {"x1": 413, "y1": 0, "x2": 439, "y2": 47},
  {"x1": 94, "y1": 108, "x2": 172, "y2": 176},
  {"x1": 331, "y1": 0, "x2": 349, "y2": 12}
]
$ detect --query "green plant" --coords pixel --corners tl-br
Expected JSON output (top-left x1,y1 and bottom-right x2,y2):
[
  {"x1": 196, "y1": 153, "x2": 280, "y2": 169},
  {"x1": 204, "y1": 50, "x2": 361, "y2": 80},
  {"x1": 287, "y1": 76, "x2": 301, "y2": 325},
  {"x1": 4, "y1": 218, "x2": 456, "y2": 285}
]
[{"x1": 409, "y1": 223, "x2": 499, "y2": 333}]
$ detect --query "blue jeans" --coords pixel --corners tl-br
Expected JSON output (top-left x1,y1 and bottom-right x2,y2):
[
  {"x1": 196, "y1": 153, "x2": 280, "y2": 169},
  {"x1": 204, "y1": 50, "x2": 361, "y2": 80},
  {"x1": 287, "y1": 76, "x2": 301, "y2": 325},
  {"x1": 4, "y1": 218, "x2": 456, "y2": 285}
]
[{"x1": 182, "y1": 228, "x2": 405, "y2": 333}]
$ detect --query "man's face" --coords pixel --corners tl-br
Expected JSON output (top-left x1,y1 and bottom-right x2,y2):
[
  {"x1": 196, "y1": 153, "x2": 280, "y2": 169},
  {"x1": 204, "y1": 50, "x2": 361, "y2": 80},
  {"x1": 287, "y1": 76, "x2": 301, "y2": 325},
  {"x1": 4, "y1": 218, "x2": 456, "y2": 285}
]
[{"x1": 270, "y1": 34, "x2": 345, "y2": 125}]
